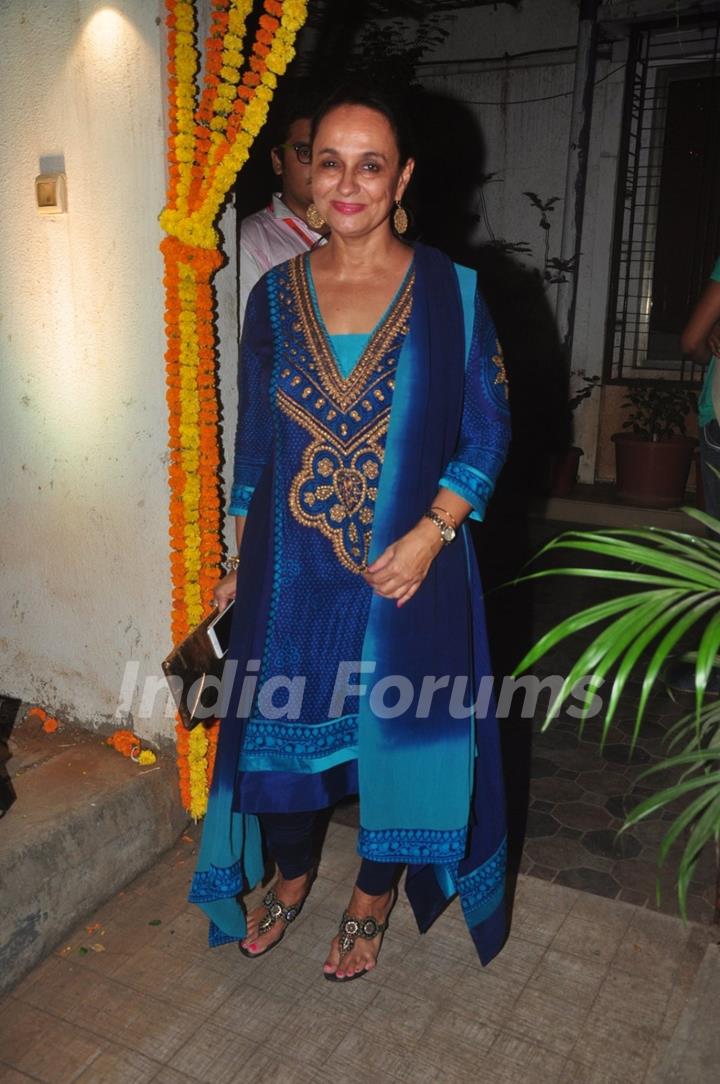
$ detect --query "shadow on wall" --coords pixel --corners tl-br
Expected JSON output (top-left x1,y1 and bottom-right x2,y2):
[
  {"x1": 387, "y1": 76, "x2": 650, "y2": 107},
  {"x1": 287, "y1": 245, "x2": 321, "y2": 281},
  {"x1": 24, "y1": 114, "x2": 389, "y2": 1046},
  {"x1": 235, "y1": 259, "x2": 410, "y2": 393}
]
[{"x1": 409, "y1": 88, "x2": 569, "y2": 870}]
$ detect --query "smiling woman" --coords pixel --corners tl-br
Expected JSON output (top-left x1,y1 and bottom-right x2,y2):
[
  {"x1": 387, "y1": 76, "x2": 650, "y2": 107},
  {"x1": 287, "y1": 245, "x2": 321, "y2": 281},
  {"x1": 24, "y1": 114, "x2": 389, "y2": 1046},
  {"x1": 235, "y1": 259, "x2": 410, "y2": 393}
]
[{"x1": 190, "y1": 83, "x2": 512, "y2": 984}]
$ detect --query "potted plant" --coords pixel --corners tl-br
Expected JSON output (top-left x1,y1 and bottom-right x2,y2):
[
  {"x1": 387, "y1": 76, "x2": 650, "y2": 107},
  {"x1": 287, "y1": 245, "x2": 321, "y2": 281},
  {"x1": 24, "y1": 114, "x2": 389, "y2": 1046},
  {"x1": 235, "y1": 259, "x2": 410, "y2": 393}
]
[
  {"x1": 548, "y1": 372, "x2": 600, "y2": 497},
  {"x1": 613, "y1": 381, "x2": 697, "y2": 507},
  {"x1": 515, "y1": 508, "x2": 720, "y2": 919}
]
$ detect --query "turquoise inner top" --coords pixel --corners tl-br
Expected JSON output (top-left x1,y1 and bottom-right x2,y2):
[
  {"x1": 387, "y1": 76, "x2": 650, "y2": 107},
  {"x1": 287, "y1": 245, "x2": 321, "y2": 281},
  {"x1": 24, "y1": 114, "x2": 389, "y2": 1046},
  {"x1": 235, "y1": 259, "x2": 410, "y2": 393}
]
[
  {"x1": 304, "y1": 251, "x2": 415, "y2": 380},
  {"x1": 328, "y1": 333, "x2": 372, "y2": 379}
]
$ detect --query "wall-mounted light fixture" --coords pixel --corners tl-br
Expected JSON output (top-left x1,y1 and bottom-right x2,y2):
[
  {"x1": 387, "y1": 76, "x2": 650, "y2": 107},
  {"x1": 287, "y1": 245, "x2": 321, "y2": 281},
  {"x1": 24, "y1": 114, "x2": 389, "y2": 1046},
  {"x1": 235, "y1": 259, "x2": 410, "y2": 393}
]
[{"x1": 35, "y1": 173, "x2": 67, "y2": 215}]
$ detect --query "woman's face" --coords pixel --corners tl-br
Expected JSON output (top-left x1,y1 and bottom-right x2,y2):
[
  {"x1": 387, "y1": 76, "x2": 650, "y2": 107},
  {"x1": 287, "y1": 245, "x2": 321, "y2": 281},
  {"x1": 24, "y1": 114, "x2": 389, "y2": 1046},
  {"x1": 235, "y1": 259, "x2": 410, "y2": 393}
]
[{"x1": 311, "y1": 104, "x2": 414, "y2": 240}]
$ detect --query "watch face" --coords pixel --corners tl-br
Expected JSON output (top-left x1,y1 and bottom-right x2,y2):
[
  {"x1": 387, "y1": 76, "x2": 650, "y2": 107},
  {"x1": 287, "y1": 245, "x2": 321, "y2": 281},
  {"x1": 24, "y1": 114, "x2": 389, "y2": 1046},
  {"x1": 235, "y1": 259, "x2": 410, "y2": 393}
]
[{"x1": 442, "y1": 524, "x2": 456, "y2": 542}]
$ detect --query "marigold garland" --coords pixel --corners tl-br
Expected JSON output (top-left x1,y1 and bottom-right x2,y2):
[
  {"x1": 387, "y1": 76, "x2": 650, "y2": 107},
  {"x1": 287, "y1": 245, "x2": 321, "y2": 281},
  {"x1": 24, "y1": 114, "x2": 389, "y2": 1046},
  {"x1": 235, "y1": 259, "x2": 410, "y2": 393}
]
[{"x1": 161, "y1": 0, "x2": 308, "y2": 817}]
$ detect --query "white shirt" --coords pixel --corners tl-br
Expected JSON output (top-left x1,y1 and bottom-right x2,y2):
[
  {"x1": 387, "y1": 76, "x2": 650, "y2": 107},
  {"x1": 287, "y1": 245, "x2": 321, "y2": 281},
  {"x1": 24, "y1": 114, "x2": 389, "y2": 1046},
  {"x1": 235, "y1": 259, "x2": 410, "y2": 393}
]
[{"x1": 238, "y1": 193, "x2": 324, "y2": 322}]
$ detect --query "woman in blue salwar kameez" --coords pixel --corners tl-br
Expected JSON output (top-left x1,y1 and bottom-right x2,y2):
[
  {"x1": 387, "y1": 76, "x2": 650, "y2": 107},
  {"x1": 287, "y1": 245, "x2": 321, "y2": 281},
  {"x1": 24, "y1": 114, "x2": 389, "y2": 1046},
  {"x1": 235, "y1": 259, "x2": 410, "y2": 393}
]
[{"x1": 190, "y1": 87, "x2": 511, "y2": 981}]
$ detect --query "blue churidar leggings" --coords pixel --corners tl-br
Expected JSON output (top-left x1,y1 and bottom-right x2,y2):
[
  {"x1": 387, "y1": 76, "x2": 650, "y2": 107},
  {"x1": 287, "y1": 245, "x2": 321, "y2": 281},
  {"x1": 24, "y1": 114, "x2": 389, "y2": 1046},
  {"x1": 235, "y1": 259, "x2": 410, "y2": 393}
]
[{"x1": 260, "y1": 810, "x2": 400, "y2": 894}]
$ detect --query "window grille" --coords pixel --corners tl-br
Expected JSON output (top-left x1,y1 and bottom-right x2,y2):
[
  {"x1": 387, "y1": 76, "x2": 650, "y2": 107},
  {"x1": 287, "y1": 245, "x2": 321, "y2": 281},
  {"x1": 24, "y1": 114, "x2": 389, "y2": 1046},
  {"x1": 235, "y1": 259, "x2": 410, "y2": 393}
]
[{"x1": 605, "y1": 16, "x2": 720, "y2": 382}]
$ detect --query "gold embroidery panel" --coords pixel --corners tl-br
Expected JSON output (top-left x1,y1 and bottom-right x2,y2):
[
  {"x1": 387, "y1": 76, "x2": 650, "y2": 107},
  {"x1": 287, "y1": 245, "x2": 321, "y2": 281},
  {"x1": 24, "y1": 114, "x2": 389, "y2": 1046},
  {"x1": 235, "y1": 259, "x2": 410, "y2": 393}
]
[
  {"x1": 288, "y1": 254, "x2": 414, "y2": 413},
  {"x1": 287, "y1": 427, "x2": 388, "y2": 575},
  {"x1": 276, "y1": 255, "x2": 413, "y2": 574}
]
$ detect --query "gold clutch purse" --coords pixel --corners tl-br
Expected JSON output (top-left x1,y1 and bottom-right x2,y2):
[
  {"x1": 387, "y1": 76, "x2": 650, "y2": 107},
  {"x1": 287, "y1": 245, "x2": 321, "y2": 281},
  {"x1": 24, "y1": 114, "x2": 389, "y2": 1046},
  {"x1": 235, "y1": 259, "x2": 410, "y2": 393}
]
[{"x1": 161, "y1": 603, "x2": 234, "y2": 730}]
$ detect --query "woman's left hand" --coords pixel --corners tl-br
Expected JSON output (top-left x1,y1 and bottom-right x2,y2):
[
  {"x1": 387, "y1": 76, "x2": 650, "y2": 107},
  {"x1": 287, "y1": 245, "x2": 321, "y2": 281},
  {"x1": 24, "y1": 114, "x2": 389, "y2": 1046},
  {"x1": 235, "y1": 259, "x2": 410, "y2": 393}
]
[{"x1": 363, "y1": 519, "x2": 443, "y2": 607}]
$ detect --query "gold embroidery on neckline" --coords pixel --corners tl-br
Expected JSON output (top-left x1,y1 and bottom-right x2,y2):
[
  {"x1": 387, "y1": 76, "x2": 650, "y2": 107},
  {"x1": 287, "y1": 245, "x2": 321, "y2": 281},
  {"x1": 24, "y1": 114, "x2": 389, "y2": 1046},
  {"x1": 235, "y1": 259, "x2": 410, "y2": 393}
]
[
  {"x1": 277, "y1": 388, "x2": 390, "y2": 453},
  {"x1": 289, "y1": 254, "x2": 414, "y2": 413}
]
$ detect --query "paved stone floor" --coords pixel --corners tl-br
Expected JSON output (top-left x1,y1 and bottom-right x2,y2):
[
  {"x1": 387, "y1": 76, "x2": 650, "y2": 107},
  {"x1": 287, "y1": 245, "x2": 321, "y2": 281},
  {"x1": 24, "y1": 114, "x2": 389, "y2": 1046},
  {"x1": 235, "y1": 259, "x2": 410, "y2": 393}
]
[{"x1": 0, "y1": 822, "x2": 712, "y2": 1084}]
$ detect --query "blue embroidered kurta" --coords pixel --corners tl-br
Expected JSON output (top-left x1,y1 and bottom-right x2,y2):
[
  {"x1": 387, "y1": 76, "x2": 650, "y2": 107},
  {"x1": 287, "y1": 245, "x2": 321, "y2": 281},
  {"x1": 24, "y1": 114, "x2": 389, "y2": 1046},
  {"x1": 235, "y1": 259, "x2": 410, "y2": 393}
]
[{"x1": 190, "y1": 244, "x2": 511, "y2": 963}]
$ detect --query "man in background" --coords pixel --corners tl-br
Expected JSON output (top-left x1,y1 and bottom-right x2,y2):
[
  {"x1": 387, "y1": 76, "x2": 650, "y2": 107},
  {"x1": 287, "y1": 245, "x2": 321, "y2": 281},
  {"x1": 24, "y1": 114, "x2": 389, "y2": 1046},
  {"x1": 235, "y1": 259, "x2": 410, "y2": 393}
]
[
  {"x1": 237, "y1": 96, "x2": 326, "y2": 322},
  {"x1": 229, "y1": 92, "x2": 326, "y2": 537},
  {"x1": 682, "y1": 258, "x2": 720, "y2": 520}
]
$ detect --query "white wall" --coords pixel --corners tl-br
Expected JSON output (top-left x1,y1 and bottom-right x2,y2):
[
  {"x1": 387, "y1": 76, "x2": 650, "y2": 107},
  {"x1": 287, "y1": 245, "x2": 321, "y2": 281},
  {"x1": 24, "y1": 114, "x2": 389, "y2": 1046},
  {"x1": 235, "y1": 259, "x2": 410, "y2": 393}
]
[
  {"x1": 419, "y1": 0, "x2": 579, "y2": 313},
  {"x1": 0, "y1": 0, "x2": 174, "y2": 738},
  {"x1": 570, "y1": 43, "x2": 627, "y2": 480}
]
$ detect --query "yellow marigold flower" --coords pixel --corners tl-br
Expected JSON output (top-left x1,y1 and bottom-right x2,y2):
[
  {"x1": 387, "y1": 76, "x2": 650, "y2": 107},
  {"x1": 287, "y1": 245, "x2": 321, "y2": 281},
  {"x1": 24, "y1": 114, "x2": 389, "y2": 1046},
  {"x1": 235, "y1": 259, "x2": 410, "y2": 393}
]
[
  {"x1": 138, "y1": 749, "x2": 157, "y2": 766},
  {"x1": 266, "y1": 52, "x2": 287, "y2": 77},
  {"x1": 219, "y1": 66, "x2": 240, "y2": 84}
]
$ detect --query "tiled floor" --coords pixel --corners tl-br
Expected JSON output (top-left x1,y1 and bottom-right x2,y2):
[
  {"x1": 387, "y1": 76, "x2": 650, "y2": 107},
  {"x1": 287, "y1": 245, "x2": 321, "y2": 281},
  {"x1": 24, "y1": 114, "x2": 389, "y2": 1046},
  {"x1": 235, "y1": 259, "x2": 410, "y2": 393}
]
[
  {"x1": 0, "y1": 822, "x2": 711, "y2": 1084},
  {"x1": 523, "y1": 707, "x2": 718, "y2": 921},
  {"x1": 516, "y1": 522, "x2": 719, "y2": 923}
]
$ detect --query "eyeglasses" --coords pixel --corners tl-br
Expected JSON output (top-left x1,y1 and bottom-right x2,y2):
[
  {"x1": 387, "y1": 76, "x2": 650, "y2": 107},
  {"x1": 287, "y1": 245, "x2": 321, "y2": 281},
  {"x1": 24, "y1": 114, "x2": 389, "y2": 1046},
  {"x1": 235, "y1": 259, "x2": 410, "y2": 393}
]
[{"x1": 277, "y1": 142, "x2": 312, "y2": 165}]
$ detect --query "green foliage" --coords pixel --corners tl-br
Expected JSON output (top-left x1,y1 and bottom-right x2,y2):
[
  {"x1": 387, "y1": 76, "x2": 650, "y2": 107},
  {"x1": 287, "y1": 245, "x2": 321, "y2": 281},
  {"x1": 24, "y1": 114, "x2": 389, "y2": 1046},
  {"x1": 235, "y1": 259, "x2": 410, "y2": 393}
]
[
  {"x1": 621, "y1": 382, "x2": 696, "y2": 442},
  {"x1": 568, "y1": 371, "x2": 600, "y2": 413},
  {"x1": 522, "y1": 191, "x2": 574, "y2": 284},
  {"x1": 307, "y1": 4, "x2": 449, "y2": 92},
  {"x1": 487, "y1": 239, "x2": 533, "y2": 257},
  {"x1": 523, "y1": 191, "x2": 561, "y2": 231},
  {"x1": 356, "y1": 16, "x2": 448, "y2": 89},
  {"x1": 514, "y1": 509, "x2": 720, "y2": 917}
]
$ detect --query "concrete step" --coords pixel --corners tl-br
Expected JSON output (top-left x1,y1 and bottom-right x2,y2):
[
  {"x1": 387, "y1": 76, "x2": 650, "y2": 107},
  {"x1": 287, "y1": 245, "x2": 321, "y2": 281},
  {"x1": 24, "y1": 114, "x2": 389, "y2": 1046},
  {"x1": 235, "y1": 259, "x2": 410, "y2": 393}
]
[{"x1": 0, "y1": 713, "x2": 187, "y2": 993}]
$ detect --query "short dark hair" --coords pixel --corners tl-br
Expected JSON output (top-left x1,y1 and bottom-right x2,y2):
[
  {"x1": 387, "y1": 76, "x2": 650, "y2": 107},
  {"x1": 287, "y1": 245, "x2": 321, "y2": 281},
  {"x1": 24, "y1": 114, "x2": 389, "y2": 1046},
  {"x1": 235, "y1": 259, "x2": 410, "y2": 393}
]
[
  {"x1": 270, "y1": 82, "x2": 323, "y2": 151},
  {"x1": 310, "y1": 83, "x2": 415, "y2": 167}
]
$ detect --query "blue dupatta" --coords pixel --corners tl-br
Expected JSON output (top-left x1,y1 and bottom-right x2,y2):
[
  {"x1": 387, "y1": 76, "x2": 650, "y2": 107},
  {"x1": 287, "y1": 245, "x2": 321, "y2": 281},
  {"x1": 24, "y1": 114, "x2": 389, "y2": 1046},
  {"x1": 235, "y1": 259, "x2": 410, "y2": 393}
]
[{"x1": 189, "y1": 243, "x2": 508, "y2": 963}]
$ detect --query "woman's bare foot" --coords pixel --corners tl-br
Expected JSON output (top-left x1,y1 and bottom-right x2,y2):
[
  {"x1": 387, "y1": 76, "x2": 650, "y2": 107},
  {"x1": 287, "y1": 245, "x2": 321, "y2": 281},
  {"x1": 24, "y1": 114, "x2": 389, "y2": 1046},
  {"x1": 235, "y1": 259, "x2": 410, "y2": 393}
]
[
  {"x1": 323, "y1": 886, "x2": 394, "y2": 980},
  {"x1": 240, "y1": 870, "x2": 312, "y2": 957}
]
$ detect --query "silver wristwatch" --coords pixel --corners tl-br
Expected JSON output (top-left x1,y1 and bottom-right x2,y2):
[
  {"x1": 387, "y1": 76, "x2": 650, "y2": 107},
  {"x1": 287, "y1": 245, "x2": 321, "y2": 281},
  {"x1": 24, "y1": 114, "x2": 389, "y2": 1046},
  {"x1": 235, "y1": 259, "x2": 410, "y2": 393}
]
[{"x1": 424, "y1": 510, "x2": 456, "y2": 545}]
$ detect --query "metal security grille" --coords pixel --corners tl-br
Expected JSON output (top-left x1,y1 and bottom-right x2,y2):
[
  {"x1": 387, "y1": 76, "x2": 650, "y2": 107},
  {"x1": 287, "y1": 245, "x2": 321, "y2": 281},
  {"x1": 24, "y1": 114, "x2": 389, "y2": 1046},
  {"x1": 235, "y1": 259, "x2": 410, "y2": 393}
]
[{"x1": 606, "y1": 17, "x2": 720, "y2": 382}]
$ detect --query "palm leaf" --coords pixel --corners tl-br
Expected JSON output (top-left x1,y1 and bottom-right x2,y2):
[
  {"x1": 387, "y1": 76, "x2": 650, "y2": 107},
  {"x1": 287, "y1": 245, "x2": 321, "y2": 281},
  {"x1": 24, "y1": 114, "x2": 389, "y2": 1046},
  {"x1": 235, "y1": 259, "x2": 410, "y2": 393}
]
[
  {"x1": 527, "y1": 531, "x2": 720, "y2": 588},
  {"x1": 634, "y1": 598, "x2": 718, "y2": 741},
  {"x1": 517, "y1": 520, "x2": 720, "y2": 915},
  {"x1": 695, "y1": 613, "x2": 720, "y2": 724},
  {"x1": 604, "y1": 595, "x2": 700, "y2": 735},
  {"x1": 539, "y1": 596, "x2": 670, "y2": 727}
]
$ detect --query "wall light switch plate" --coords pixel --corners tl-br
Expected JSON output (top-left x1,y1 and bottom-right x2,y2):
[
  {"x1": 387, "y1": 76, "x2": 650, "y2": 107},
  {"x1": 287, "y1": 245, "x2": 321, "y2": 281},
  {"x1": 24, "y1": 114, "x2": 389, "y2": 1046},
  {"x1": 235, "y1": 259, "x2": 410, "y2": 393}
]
[{"x1": 36, "y1": 172, "x2": 67, "y2": 214}]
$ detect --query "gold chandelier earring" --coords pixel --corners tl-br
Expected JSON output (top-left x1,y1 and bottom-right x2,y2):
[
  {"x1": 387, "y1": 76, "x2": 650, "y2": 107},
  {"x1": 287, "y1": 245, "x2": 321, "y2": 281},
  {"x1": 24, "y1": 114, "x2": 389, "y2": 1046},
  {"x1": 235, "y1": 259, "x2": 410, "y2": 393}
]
[
  {"x1": 306, "y1": 203, "x2": 326, "y2": 230},
  {"x1": 393, "y1": 200, "x2": 409, "y2": 235}
]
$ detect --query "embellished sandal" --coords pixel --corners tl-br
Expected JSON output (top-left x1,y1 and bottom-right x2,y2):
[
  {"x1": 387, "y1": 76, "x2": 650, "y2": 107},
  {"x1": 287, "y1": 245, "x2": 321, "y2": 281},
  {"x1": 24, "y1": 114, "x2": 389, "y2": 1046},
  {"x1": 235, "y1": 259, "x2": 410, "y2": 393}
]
[
  {"x1": 238, "y1": 887, "x2": 306, "y2": 959},
  {"x1": 324, "y1": 898, "x2": 393, "y2": 983}
]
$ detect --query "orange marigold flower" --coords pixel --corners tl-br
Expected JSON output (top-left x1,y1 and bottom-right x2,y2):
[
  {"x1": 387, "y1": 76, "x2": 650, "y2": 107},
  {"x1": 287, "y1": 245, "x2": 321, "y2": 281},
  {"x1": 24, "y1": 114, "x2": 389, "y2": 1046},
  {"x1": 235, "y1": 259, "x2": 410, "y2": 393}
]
[{"x1": 106, "y1": 729, "x2": 141, "y2": 758}]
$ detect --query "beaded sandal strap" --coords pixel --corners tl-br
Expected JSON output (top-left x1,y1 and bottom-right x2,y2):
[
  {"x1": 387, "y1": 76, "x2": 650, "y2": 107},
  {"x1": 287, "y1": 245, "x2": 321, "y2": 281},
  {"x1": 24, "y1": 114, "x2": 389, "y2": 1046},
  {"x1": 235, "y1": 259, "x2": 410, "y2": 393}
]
[
  {"x1": 257, "y1": 888, "x2": 305, "y2": 935},
  {"x1": 338, "y1": 911, "x2": 388, "y2": 957}
]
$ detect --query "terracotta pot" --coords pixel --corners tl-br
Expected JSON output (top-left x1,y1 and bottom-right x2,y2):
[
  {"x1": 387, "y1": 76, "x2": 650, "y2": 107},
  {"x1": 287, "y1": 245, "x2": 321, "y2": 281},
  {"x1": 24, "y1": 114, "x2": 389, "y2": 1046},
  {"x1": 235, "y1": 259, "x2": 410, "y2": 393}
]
[
  {"x1": 612, "y1": 433, "x2": 697, "y2": 508},
  {"x1": 549, "y1": 446, "x2": 582, "y2": 497}
]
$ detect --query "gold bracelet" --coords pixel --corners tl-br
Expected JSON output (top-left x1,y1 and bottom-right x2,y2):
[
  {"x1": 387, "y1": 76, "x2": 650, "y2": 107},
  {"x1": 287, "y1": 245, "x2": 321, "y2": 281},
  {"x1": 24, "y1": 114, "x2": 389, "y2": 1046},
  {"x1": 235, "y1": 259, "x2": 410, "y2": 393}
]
[
  {"x1": 431, "y1": 505, "x2": 457, "y2": 529},
  {"x1": 224, "y1": 554, "x2": 240, "y2": 571}
]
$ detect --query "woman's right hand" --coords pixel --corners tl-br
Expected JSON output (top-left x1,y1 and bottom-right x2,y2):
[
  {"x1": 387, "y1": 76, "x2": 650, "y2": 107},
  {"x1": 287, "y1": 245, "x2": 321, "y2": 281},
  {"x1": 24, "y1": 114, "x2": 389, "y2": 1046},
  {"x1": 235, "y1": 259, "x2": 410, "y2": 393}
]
[{"x1": 213, "y1": 570, "x2": 237, "y2": 612}]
